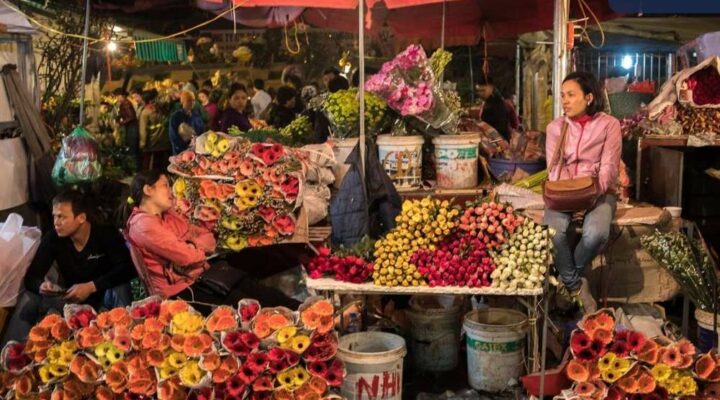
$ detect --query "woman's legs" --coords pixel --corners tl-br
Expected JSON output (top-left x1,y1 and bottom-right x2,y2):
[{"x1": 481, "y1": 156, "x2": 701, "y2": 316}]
[
  {"x1": 544, "y1": 209, "x2": 580, "y2": 290},
  {"x1": 576, "y1": 194, "x2": 617, "y2": 269}
]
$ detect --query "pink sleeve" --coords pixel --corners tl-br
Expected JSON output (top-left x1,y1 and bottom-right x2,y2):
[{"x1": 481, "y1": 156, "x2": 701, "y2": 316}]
[
  {"x1": 131, "y1": 218, "x2": 207, "y2": 268},
  {"x1": 188, "y1": 223, "x2": 217, "y2": 253},
  {"x1": 545, "y1": 120, "x2": 561, "y2": 181},
  {"x1": 598, "y1": 118, "x2": 622, "y2": 194}
]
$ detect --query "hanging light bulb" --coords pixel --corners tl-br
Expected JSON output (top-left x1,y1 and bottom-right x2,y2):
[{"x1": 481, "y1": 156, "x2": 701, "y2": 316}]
[{"x1": 106, "y1": 40, "x2": 118, "y2": 52}]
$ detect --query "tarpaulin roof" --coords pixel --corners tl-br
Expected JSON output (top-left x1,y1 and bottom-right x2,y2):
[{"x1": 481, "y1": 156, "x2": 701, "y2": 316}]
[
  {"x1": 224, "y1": 0, "x2": 617, "y2": 47},
  {"x1": 0, "y1": 3, "x2": 36, "y2": 34}
]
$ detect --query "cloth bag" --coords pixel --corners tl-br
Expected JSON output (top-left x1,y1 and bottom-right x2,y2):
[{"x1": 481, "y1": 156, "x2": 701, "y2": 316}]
[{"x1": 0, "y1": 213, "x2": 41, "y2": 307}]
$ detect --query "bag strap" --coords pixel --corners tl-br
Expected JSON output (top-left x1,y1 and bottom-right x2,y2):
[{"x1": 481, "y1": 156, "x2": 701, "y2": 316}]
[{"x1": 548, "y1": 121, "x2": 569, "y2": 173}]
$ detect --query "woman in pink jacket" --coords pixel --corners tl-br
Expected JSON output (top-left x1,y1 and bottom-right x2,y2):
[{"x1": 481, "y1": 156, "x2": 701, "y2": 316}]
[
  {"x1": 124, "y1": 170, "x2": 299, "y2": 311},
  {"x1": 544, "y1": 72, "x2": 622, "y2": 313}
]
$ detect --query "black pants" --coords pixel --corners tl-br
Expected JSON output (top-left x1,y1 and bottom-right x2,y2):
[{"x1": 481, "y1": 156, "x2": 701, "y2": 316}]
[{"x1": 175, "y1": 276, "x2": 300, "y2": 315}]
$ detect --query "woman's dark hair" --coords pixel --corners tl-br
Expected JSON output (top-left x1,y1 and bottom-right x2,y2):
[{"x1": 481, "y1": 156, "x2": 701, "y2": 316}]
[
  {"x1": 563, "y1": 71, "x2": 605, "y2": 116},
  {"x1": 276, "y1": 86, "x2": 297, "y2": 106},
  {"x1": 328, "y1": 76, "x2": 349, "y2": 93},
  {"x1": 229, "y1": 83, "x2": 247, "y2": 97},
  {"x1": 119, "y1": 170, "x2": 165, "y2": 227},
  {"x1": 141, "y1": 89, "x2": 158, "y2": 104}
]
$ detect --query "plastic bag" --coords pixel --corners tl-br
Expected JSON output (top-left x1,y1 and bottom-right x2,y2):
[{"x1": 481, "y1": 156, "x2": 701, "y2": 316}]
[
  {"x1": 52, "y1": 127, "x2": 103, "y2": 185},
  {"x1": 0, "y1": 214, "x2": 41, "y2": 307}
]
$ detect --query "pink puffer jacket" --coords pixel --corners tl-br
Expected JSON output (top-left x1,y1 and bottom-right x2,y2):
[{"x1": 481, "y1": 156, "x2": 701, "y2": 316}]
[{"x1": 545, "y1": 112, "x2": 622, "y2": 194}]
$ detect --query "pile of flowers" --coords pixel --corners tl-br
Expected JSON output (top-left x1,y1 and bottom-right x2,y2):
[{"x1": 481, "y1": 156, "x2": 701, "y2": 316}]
[
  {"x1": 0, "y1": 297, "x2": 344, "y2": 400},
  {"x1": 322, "y1": 89, "x2": 386, "y2": 138},
  {"x1": 565, "y1": 309, "x2": 718, "y2": 399},
  {"x1": 365, "y1": 44, "x2": 458, "y2": 133},
  {"x1": 170, "y1": 132, "x2": 303, "y2": 250}
]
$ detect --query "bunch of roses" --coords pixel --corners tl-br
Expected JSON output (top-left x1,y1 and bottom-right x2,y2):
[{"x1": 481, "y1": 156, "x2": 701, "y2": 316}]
[
  {"x1": 171, "y1": 134, "x2": 302, "y2": 252},
  {"x1": 565, "y1": 309, "x2": 712, "y2": 400},
  {"x1": 0, "y1": 297, "x2": 344, "y2": 400}
]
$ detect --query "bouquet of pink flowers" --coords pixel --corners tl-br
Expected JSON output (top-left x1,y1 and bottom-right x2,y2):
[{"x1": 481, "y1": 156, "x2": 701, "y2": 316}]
[{"x1": 365, "y1": 45, "x2": 459, "y2": 133}]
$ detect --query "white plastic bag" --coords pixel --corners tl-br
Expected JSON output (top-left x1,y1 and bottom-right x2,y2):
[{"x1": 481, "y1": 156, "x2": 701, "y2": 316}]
[{"x1": 0, "y1": 213, "x2": 41, "y2": 307}]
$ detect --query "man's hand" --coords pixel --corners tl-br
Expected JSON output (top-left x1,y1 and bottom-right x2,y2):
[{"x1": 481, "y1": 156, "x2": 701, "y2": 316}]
[
  {"x1": 39, "y1": 281, "x2": 66, "y2": 296},
  {"x1": 64, "y1": 282, "x2": 96, "y2": 303}
]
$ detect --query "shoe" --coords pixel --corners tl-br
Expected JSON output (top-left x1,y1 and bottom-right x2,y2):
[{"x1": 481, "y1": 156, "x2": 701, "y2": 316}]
[{"x1": 573, "y1": 278, "x2": 597, "y2": 314}]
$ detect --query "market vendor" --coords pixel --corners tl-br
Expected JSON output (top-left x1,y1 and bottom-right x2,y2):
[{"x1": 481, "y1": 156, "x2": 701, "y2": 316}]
[
  {"x1": 169, "y1": 90, "x2": 204, "y2": 155},
  {"x1": 124, "y1": 170, "x2": 299, "y2": 311},
  {"x1": 1, "y1": 191, "x2": 135, "y2": 345},
  {"x1": 267, "y1": 86, "x2": 298, "y2": 129},
  {"x1": 219, "y1": 83, "x2": 252, "y2": 133},
  {"x1": 476, "y1": 76, "x2": 512, "y2": 140},
  {"x1": 114, "y1": 88, "x2": 141, "y2": 168},
  {"x1": 544, "y1": 71, "x2": 622, "y2": 314}
]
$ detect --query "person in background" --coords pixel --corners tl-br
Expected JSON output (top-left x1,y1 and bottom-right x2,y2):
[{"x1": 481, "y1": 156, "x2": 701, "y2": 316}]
[
  {"x1": 301, "y1": 84, "x2": 319, "y2": 107},
  {"x1": 544, "y1": 71, "x2": 622, "y2": 314},
  {"x1": 114, "y1": 88, "x2": 141, "y2": 169},
  {"x1": 267, "y1": 86, "x2": 297, "y2": 129},
  {"x1": 1, "y1": 191, "x2": 135, "y2": 345},
  {"x1": 201, "y1": 80, "x2": 213, "y2": 92},
  {"x1": 322, "y1": 67, "x2": 340, "y2": 91},
  {"x1": 198, "y1": 89, "x2": 219, "y2": 131},
  {"x1": 124, "y1": 170, "x2": 300, "y2": 310},
  {"x1": 505, "y1": 94, "x2": 521, "y2": 131},
  {"x1": 169, "y1": 91, "x2": 204, "y2": 155},
  {"x1": 328, "y1": 76, "x2": 350, "y2": 93},
  {"x1": 129, "y1": 88, "x2": 144, "y2": 116},
  {"x1": 283, "y1": 74, "x2": 305, "y2": 114},
  {"x1": 251, "y1": 79, "x2": 272, "y2": 118},
  {"x1": 219, "y1": 83, "x2": 252, "y2": 133},
  {"x1": 475, "y1": 76, "x2": 512, "y2": 141},
  {"x1": 139, "y1": 89, "x2": 170, "y2": 170}
]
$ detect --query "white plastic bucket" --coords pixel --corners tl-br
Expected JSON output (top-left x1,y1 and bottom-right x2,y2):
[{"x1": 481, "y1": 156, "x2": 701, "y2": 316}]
[
  {"x1": 432, "y1": 133, "x2": 482, "y2": 189},
  {"x1": 406, "y1": 295, "x2": 462, "y2": 372},
  {"x1": 337, "y1": 332, "x2": 407, "y2": 400},
  {"x1": 332, "y1": 137, "x2": 359, "y2": 189},
  {"x1": 464, "y1": 308, "x2": 527, "y2": 392},
  {"x1": 376, "y1": 135, "x2": 424, "y2": 190}
]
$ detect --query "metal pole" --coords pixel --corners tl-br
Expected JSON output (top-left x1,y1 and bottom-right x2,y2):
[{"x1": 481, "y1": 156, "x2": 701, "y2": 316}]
[
  {"x1": 469, "y1": 46, "x2": 475, "y2": 104},
  {"x1": 515, "y1": 42, "x2": 522, "y2": 117},
  {"x1": 552, "y1": 0, "x2": 569, "y2": 118},
  {"x1": 78, "y1": 0, "x2": 91, "y2": 126},
  {"x1": 358, "y1": 0, "x2": 366, "y2": 177}
]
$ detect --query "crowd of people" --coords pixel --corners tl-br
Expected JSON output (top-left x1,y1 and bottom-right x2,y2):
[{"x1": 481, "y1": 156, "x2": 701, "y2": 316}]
[{"x1": 98, "y1": 67, "x2": 351, "y2": 173}]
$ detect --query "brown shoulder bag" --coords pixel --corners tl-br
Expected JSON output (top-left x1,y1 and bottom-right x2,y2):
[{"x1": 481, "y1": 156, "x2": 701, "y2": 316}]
[{"x1": 543, "y1": 122, "x2": 600, "y2": 212}]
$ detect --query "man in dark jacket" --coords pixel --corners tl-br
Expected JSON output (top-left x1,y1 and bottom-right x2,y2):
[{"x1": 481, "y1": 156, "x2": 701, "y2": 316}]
[{"x1": 476, "y1": 76, "x2": 512, "y2": 141}]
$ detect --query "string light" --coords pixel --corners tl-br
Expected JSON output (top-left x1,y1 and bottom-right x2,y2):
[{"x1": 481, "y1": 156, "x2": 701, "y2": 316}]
[{"x1": 106, "y1": 40, "x2": 118, "y2": 52}]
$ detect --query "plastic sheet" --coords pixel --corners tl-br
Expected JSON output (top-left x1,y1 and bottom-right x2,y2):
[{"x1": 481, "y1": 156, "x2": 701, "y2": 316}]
[{"x1": 51, "y1": 127, "x2": 102, "y2": 185}]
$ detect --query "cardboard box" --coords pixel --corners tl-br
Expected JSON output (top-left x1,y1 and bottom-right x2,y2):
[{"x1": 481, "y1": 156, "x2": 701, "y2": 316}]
[{"x1": 587, "y1": 221, "x2": 680, "y2": 303}]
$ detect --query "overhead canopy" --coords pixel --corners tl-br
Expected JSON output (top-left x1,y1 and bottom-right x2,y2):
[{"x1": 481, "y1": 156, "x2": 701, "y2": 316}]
[{"x1": 0, "y1": 3, "x2": 36, "y2": 34}]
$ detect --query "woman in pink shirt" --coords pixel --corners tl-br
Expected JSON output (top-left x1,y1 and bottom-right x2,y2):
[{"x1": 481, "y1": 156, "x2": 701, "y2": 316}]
[
  {"x1": 124, "y1": 170, "x2": 299, "y2": 310},
  {"x1": 544, "y1": 72, "x2": 622, "y2": 313}
]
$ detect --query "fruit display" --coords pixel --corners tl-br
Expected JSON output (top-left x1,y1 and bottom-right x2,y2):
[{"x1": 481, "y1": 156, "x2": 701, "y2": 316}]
[
  {"x1": 372, "y1": 198, "x2": 459, "y2": 287},
  {"x1": 490, "y1": 219, "x2": 552, "y2": 291},
  {"x1": 458, "y1": 202, "x2": 525, "y2": 250},
  {"x1": 306, "y1": 247, "x2": 375, "y2": 283},
  {"x1": 411, "y1": 234, "x2": 495, "y2": 288}
]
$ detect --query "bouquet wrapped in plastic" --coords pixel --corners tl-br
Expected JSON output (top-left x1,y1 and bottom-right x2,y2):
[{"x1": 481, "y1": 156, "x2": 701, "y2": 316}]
[
  {"x1": 322, "y1": 88, "x2": 386, "y2": 138},
  {"x1": 365, "y1": 45, "x2": 459, "y2": 133},
  {"x1": 51, "y1": 127, "x2": 103, "y2": 186}
]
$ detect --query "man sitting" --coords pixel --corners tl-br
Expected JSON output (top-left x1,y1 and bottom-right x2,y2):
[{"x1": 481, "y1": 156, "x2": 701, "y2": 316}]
[{"x1": 1, "y1": 191, "x2": 136, "y2": 345}]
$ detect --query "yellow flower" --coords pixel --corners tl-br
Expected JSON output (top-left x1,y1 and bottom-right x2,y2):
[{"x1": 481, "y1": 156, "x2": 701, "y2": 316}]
[
  {"x1": 94, "y1": 342, "x2": 113, "y2": 359},
  {"x1": 105, "y1": 344, "x2": 125, "y2": 364},
  {"x1": 173, "y1": 178, "x2": 187, "y2": 197},
  {"x1": 651, "y1": 364, "x2": 672, "y2": 383},
  {"x1": 292, "y1": 367, "x2": 310, "y2": 386},
  {"x1": 39, "y1": 365, "x2": 52, "y2": 383},
  {"x1": 601, "y1": 369, "x2": 622, "y2": 383},
  {"x1": 277, "y1": 370, "x2": 296, "y2": 390},
  {"x1": 158, "y1": 365, "x2": 176, "y2": 380},
  {"x1": 60, "y1": 341, "x2": 77, "y2": 353},
  {"x1": 167, "y1": 352, "x2": 188, "y2": 369},
  {"x1": 47, "y1": 346, "x2": 63, "y2": 362},
  {"x1": 610, "y1": 358, "x2": 631, "y2": 374},
  {"x1": 48, "y1": 364, "x2": 69, "y2": 377},
  {"x1": 277, "y1": 326, "x2": 297, "y2": 344},
  {"x1": 98, "y1": 356, "x2": 112, "y2": 370},
  {"x1": 680, "y1": 376, "x2": 697, "y2": 395},
  {"x1": 290, "y1": 335, "x2": 311, "y2": 354},
  {"x1": 179, "y1": 360, "x2": 204, "y2": 386},
  {"x1": 172, "y1": 311, "x2": 205, "y2": 335}
]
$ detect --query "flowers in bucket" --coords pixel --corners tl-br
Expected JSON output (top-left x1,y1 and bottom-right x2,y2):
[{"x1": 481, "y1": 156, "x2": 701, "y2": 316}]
[
  {"x1": 322, "y1": 88, "x2": 386, "y2": 138},
  {"x1": 365, "y1": 45, "x2": 459, "y2": 133},
  {"x1": 565, "y1": 309, "x2": 711, "y2": 399},
  {"x1": 0, "y1": 297, "x2": 344, "y2": 399}
]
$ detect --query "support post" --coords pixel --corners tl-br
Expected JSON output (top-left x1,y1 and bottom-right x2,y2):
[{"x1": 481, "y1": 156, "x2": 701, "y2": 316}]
[
  {"x1": 358, "y1": 0, "x2": 366, "y2": 178},
  {"x1": 78, "y1": 0, "x2": 91, "y2": 126},
  {"x1": 515, "y1": 42, "x2": 522, "y2": 116},
  {"x1": 552, "y1": 0, "x2": 570, "y2": 119}
]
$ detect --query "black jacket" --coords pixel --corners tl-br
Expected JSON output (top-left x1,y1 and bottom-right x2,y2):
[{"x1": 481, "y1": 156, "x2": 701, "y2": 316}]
[
  {"x1": 482, "y1": 93, "x2": 511, "y2": 140},
  {"x1": 330, "y1": 139, "x2": 401, "y2": 247}
]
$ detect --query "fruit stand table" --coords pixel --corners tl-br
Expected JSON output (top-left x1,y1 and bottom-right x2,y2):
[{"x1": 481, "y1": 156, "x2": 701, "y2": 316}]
[{"x1": 305, "y1": 277, "x2": 548, "y2": 374}]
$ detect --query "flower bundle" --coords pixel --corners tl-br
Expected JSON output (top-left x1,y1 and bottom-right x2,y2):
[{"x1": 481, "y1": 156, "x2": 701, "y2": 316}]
[
  {"x1": 0, "y1": 297, "x2": 344, "y2": 400},
  {"x1": 365, "y1": 44, "x2": 458, "y2": 133},
  {"x1": 322, "y1": 88, "x2": 386, "y2": 138},
  {"x1": 170, "y1": 132, "x2": 303, "y2": 251},
  {"x1": 565, "y1": 309, "x2": 714, "y2": 400}
]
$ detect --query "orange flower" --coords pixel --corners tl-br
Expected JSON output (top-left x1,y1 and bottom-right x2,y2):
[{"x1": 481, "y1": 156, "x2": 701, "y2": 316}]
[
  {"x1": 171, "y1": 335, "x2": 186, "y2": 352},
  {"x1": 158, "y1": 377, "x2": 186, "y2": 400},
  {"x1": 617, "y1": 375, "x2": 639, "y2": 393},
  {"x1": 33, "y1": 348, "x2": 48, "y2": 363},
  {"x1": 317, "y1": 315, "x2": 334, "y2": 334},
  {"x1": 106, "y1": 362, "x2": 129, "y2": 393},
  {"x1": 308, "y1": 375, "x2": 328, "y2": 394},
  {"x1": 637, "y1": 373, "x2": 656, "y2": 394},
  {"x1": 95, "y1": 386, "x2": 114, "y2": 400},
  {"x1": 253, "y1": 318, "x2": 272, "y2": 339},
  {"x1": 113, "y1": 333, "x2": 132, "y2": 353},
  {"x1": 50, "y1": 321, "x2": 71, "y2": 341},
  {"x1": 661, "y1": 346, "x2": 682, "y2": 368},
  {"x1": 183, "y1": 335, "x2": 211, "y2": 357},
  {"x1": 311, "y1": 300, "x2": 333, "y2": 316},
  {"x1": 696, "y1": 353, "x2": 717, "y2": 379},
  {"x1": 213, "y1": 356, "x2": 239, "y2": 383},
  {"x1": 301, "y1": 311, "x2": 320, "y2": 328},
  {"x1": 677, "y1": 339, "x2": 696, "y2": 357},
  {"x1": 144, "y1": 317, "x2": 166, "y2": 333},
  {"x1": 268, "y1": 314, "x2": 291, "y2": 330},
  {"x1": 96, "y1": 312, "x2": 112, "y2": 330},
  {"x1": 128, "y1": 367, "x2": 156, "y2": 396},
  {"x1": 77, "y1": 326, "x2": 103, "y2": 349},
  {"x1": 582, "y1": 319, "x2": 599, "y2": 337},
  {"x1": 592, "y1": 329, "x2": 613, "y2": 346},
  {"x1": 201, "y1": 353, "x2": 221, "y2": 371},
  {"x1": 594, "y1": 312, "x2": 615, "y2": 331},
  {"x1": 141, "y1": 331, "x2": 162, "y2": 350},
  {"x1": 28, "y1": 326, "x2": 49, "y2": 342},
  {"x1": 160, "y1": 300, "x2": 189, "y2": 324},
  {"x1": 38, "y1": 314, "x2": 64, "y2": 329},
  {"x1": 109, "y1": 308, "x2": 129, "y2": 323},
  {"x1": 131, "y1": 325, "x2": 145, "y2": 342},
  {"x1": 14, "y1": 372, "x2": 33, "y2": 396},
  {"x1": 206, "y1": 306, "x2": 237, "y2": 333},
  {"x1": 273, "y1": 388, "x2": 295, "y2": 400},
  {"x1": 158, "y1": 334, "x2": 172, "y2": 351},
  {"x1": 146, "y1": 349, "x2": 166, "y2": 367},
  {"x1": 574, "y1": 381, "x2": 596, "y2": 396},
  {"x1": 566, "y1": 359, "x2": 589, "y2": 382},
  {"x1": 126, "y1": 354, "x2": 146, "y2": 375}
]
